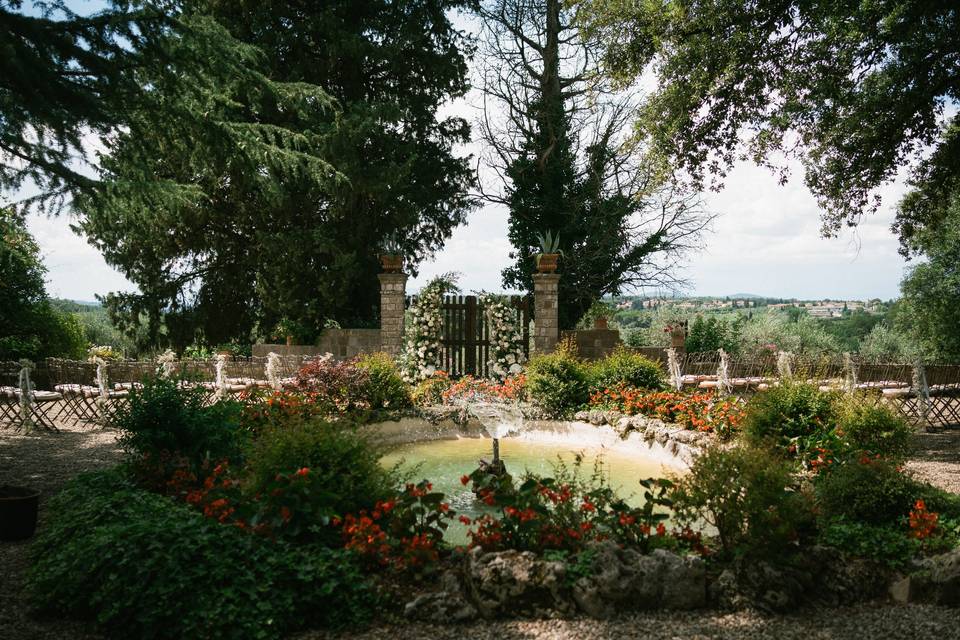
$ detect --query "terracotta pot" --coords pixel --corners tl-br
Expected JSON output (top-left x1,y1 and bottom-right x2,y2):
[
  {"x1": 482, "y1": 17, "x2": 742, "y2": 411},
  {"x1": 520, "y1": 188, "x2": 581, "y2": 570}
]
[
  {"x1": 670, "y1": 332, "x2": 686, "y2": 348},
  {"x1": 536, "y1": 253, "x2": 559, "y2": 273},
  {"x1": 380, "y1": 254, "x2": 403, "y2": 273},
  {"x1": 0, "y1": 485, "x2": 40, "y2": 541},
  {"x1": 594, "y1": 316, "x2": 608, "y2": 330}
]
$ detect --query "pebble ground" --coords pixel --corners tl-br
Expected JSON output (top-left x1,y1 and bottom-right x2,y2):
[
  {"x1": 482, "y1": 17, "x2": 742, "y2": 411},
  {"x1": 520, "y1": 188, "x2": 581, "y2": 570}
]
[{"x1": 3, "y1": 418, "x2": 960, "y2": 640}]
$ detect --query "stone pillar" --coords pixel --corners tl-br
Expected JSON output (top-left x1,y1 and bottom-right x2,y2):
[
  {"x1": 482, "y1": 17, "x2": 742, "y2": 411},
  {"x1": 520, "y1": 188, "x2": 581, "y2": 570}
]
[
  {"x1": 378, "y1": 272, "x2": 408, "y2": 356},
  {"x1": 532, "y1": 273, "x2": 560, "y2": 354}
]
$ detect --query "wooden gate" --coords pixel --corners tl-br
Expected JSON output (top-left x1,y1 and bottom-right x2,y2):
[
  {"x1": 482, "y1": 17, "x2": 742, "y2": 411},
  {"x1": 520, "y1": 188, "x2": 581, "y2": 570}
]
[{"x1": 405, "y1": 294, "x2": 531, "y2": 378}]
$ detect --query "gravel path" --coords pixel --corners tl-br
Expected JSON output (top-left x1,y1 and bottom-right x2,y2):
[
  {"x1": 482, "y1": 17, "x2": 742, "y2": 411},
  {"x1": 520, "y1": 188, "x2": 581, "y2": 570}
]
[
  {"x1": 308, "y1": 605, "x2": 960, "y2": 640},
  {"x1": 906, "y1": 429, "x2": 960, "y2": 493},
  {"x1": 0, "y1": 422, "x2": 120, "y2": 640},
  {"x1": 2, "y1": 420, "x2": 960, "y2": 640}
]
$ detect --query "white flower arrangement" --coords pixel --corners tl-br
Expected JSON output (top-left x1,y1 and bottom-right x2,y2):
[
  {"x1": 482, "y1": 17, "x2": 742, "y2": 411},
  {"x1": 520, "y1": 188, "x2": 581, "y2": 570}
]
[
  {"x1": 399, "y1": 273, "x2": 458, "y2": 383},
  {"x1": 156, "y1": 349, "x2": 178, "y2": 379},
  {"x1": 480, "y1": 293, "x2": 526, "y2": 382}
]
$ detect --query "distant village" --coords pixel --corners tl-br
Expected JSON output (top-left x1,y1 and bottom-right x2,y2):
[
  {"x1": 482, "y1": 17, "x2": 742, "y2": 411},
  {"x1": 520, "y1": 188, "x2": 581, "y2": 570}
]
[{"x1": 614, "y1": 296, "x2": 889, "y2": 318}]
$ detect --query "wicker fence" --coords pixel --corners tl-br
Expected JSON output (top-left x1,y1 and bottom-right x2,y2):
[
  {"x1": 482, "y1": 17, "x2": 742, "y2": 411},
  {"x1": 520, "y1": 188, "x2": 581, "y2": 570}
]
[
  {"x1": 0, "y1": 355, "x2": 314, "y2": 432},
  {"x1": 2, "y1": 351, "x2": 959, "y2": 431}
]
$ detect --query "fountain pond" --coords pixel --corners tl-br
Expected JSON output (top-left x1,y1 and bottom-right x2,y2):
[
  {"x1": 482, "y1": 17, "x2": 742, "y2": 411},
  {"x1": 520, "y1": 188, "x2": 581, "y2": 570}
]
[{"x1": 377, "y1": 419, "x2": 685, "y2": 544}]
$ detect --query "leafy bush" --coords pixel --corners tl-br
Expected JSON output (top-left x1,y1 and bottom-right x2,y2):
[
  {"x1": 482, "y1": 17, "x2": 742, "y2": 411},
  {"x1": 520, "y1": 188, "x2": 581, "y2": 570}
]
[
  {"x1": 588, "y1": 347, "x2": 665, "y2": 392},
  {"x1": 670, "y1": 444, "x2": 814, "y2": 556},
  {"x1": 815, "y1": 458, "x2": 926, "y2": 526},
  {"x1": 27, "y1": 470, "x2": 376, "y2": 639},
  {"x1": 742, "y1": 381, "x2": 840, "y2": 463},
  {"x1": 411, "y1": 371, "x2": 453, "y2": 406},
  {"x1": 525, "y1": 345, "x2": 590, "y2": 416},
  {"x1": 294, "y1": 356, "x2": 370, "y2": 411},
  {"x1": 836, "y1": 400, "x2": 913, "y2": 460},
  {"x1": 817, "y1": 518, "x2": 919, "y2": 568},
  {"x1": 244, "y1": 420, "x2": 397, "y2": 533},
  {"x1": 355, "y1": 352, "x2": 411, "y2": 410},
  {"x1": 115, "y1": 376, "x2": 245, "y2": 479}
]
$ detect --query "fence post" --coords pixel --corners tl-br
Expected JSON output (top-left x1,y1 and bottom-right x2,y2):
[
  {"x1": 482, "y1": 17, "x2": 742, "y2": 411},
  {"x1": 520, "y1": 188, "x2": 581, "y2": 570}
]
[
  {"x1": 18, "y1": 359, "x2": 34, "y2": 431},
  {"x1": 913, "y1": 360, "x2": 931, "y2": 428},
  {"x1": 378, "y1": 272, "x2": 408, "y2": 356},
  {"x1": 532, "y1": 273, "x2": 560, "y2": 354},
  {"x1": 666, "y1": 348, "x2": 683, "y2": 390},
  {"x1": 717, "y1": 349, "x2": 732, "y2": 394},
  {"x1": 94, "y1": 357, "x2": 109, "y2": 426},
  {"x1": 265, "y1": 352, "x2": 282, "y2": 391},
  {"x1": 843, "y1": 352, "x2": 858, "y2": 394},
  {"x1": 214, "y1": 354, "x2": 228, "y2": 400},
  {"x1": 776, "y1": 351, "x2": 794, "y2": 379}
]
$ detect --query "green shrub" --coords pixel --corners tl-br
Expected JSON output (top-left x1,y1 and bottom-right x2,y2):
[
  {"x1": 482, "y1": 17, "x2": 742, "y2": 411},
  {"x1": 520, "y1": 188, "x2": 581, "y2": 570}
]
[
  {"x1": 245, "y1": 420, "x2": 397, "y2": 524},
  {"x1": 743, "y1": 381, "x2": 839, "y2": 458},
  {"x1": 836, "y1": 400, "x2": 913, "y2": 460},
  {"x1": 588, "y1": 347, "x2": 665, "y2": 393},
  {"x1": 814, "y1": 458, "x2": 922, "y2": 525},
  {"x1": 411, "y1": 372, "x2": 453, "y2": 406},
  {"x1": 670, "y1": 444, "x2": 814, "y2": 556},
  {"x1": 525, "y1": 345, "x2": 590, "y2": 416},
  {"x1": 355, "y1": 352, "x2": 411, "y2": 410},
  {"x1": 115, "y1": 376, "x2": 245, "y2": 476},
  {"x1": 817, "y1": 518, "x2": 919, "y2": 568},
  {"x1": 28, "y1": 470, "x2": 376, "y2": 639}
]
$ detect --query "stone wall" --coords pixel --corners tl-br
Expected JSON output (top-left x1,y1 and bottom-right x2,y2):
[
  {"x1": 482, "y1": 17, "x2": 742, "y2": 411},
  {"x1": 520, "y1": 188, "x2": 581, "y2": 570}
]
[
  {"x1": 562, "y1": 328, "x2": 622, "y2": 360},
  {"x1": 252, "y1": 328, "x2": 380, "y2": 359}
]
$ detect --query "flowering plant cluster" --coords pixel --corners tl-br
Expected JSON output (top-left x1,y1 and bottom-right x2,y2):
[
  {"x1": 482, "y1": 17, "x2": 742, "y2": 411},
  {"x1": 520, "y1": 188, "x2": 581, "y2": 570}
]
[
  {"x1": 441, "y1": 374, "x2": 527, "y2": 404},
  {"x1": 399, "y1": 274, "x2": 457, "y2": 383},
  {"x1": 908, "y1": 499, "x2": 939, "y2": 540},
  {"x1": 590, "y1": 385, "x2": 744, "y2": 439},
  {"x1": 411, "y1": 370, "x2": 453, "y2": 406},
  {"x1": 339, "y1": 480, "x2": 457, "y2": 574},
  {"x1": 87, "y1": 344, "x2": 121, "y2": 361},
  {"x1": 167, "y1": 460, "x2": 337, "y2": 541},
  {"x1": 460, "y1": 463, "x2": 697, "y2": 555},
  {"x1": 240, "y1": 390, "x2": 334, "y2": 434},
  {"x1": 480, "y1": 293, "x2": 526, "y2": 381}
]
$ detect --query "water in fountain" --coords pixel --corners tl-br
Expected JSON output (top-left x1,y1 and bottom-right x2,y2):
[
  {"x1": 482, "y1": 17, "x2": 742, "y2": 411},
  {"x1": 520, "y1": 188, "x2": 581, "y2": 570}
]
[{"x1": 459, "y1": 399, "x2": 524, "y2": 473}]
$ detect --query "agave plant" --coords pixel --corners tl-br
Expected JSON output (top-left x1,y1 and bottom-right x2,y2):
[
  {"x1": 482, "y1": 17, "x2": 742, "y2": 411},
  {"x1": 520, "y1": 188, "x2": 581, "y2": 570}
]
[
  {"x1": 535, "y1": 230, "x2": 562, "y2": 255},
  {"x1": 380, "y1": 231, "x2": 404, "y2": 255}
]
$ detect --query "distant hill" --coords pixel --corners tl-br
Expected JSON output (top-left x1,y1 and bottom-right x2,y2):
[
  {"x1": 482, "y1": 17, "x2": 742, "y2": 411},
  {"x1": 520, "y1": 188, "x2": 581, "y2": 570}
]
[{"x1": 725, "y1": 293, "x2": 763, "y2": 299}]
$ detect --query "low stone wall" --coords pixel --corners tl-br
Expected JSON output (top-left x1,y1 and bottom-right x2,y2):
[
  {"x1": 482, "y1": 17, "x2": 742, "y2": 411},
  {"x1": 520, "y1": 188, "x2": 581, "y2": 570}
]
[
  {"x1": 562, "y1": 328, "x2": 621, "y2": 360},
  {"x1": 252, "y1": 328, "x2": 380, "y2": 359}
]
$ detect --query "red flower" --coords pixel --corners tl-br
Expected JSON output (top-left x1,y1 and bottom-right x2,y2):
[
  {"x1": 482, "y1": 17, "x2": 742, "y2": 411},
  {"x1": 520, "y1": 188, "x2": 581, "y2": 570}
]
[
  {"x1": 294, "y1": 467, "x2": 310, "y2": 477},
  {"x1": 460, "y1": 475, "x2": 471, "y2": 486}
]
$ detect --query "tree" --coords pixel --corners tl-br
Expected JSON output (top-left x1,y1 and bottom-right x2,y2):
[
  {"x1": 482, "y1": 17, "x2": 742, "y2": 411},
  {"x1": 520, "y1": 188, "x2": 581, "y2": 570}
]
[
  {"x1": 77, "y1": 0, "x2": 475, "y2": 349},
  {"x1": 3, "y1": 1, "x2": 323, "y2": 215},
  {"x1": 894, "y1": 193, "x2": 960, "y2": 361},
  {"x1": 0, "y1": 208, "x2": 87, "y2": 360},
  {"x1": 478, "y1": 0, "x2": 709, "y2": 329},
  {"x1": 579, "y1": 0, "x2": 960, "y2": 241}
]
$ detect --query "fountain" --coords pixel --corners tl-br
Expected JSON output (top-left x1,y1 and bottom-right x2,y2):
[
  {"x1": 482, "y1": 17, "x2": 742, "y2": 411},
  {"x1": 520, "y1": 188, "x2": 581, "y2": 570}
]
[{"x1": 462, "y1": 399, "x2": 525, "y2": 477}]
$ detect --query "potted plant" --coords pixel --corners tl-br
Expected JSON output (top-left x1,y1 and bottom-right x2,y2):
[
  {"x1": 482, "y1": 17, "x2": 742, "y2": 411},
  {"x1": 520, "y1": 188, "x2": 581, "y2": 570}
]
[
  {"x1": 379, "y1": 232, "x2": 404, "y2": 273},
  {"x1": 273, "y1": 318, "x2": 302, "y2": 346},
  {"x1": 0, "y1": 485, "x2": 40, "y2": 540},
  {"x1": 587, "y1": 299, "x2": 615, "y2": 329},
  {"x1": 664, "y1": 319, "x2": 688, "y2": 348},
  {"x1": 534, "y1": 230, "x2": 563, "y2": 273}
]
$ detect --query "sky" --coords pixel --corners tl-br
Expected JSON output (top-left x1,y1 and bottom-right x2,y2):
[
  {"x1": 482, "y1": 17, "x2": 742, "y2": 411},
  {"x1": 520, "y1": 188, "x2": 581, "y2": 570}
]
[{"x1": 15, "y1": 3, "x2": 914, "y2": 303}]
